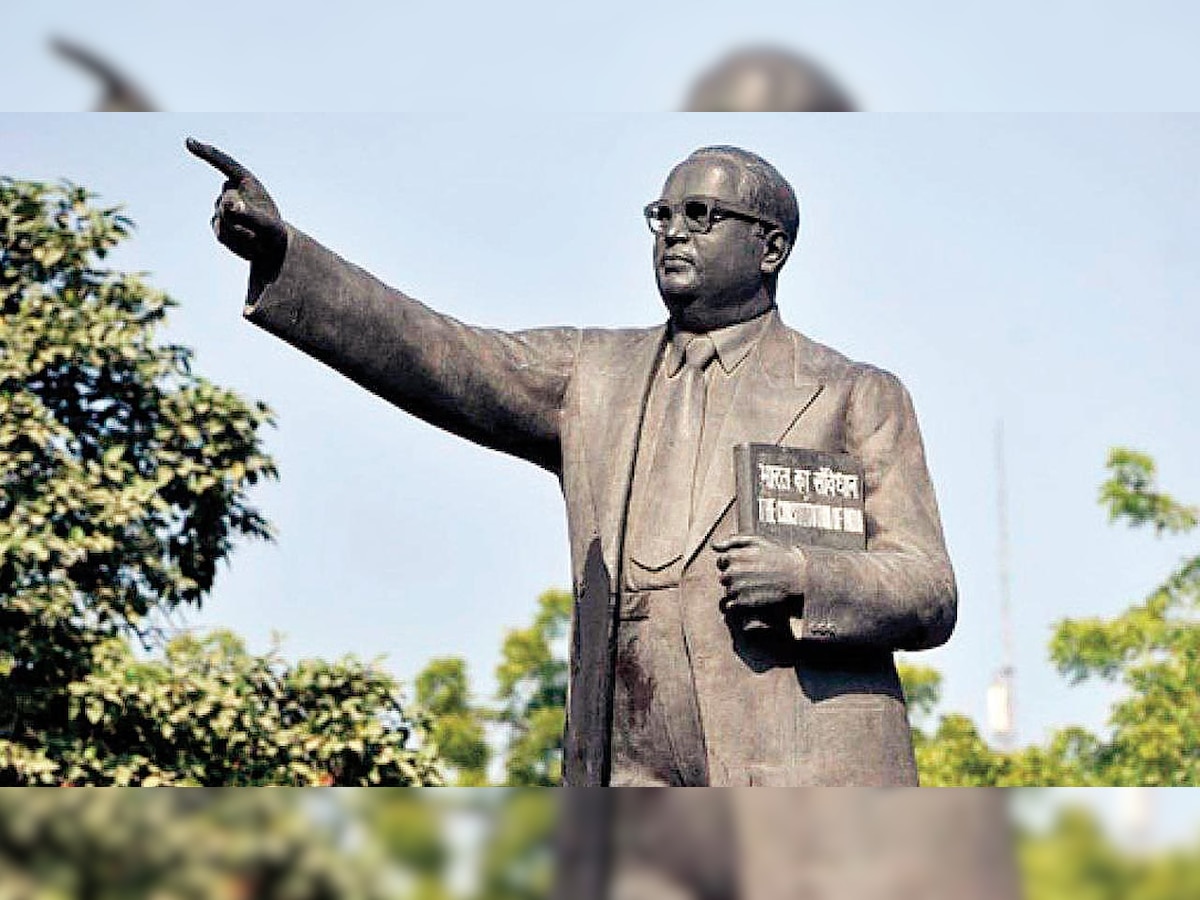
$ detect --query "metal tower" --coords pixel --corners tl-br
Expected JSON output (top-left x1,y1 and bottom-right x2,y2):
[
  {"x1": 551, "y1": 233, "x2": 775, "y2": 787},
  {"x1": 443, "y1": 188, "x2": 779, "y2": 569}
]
[{"x1": 986, "y1": 420, "x2": 1017, "y2": 747}]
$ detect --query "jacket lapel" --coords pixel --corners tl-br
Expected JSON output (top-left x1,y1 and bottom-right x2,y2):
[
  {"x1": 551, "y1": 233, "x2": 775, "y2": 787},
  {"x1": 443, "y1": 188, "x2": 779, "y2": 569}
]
[
  {"x1": 588, "y1": 326, "x2": 667, "y2": 577},
  {"x1": 683, "y1": 321, "x2": 823, "y2": 567}
]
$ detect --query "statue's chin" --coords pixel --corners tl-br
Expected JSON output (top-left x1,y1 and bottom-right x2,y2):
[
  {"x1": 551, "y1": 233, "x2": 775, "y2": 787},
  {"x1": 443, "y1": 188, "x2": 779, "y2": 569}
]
[
  {"x1": 666, "y1": 293, "x2": 774, "y2": 334},
  {"x1": 666, "y1": 304, "x2": 717, "y2": 334},
  {"x1": 657, "y1": 265, "x2": 699, "y2": 293},
  {"x1": 660, "y1": 292, "x2": 697, "y2": 323}
]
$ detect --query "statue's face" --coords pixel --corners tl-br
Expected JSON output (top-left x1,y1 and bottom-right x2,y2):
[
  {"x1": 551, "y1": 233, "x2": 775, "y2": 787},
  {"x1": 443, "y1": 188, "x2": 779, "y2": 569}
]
[{"x1": 653, "y1": 157, "x2": 776, "y2": 332}]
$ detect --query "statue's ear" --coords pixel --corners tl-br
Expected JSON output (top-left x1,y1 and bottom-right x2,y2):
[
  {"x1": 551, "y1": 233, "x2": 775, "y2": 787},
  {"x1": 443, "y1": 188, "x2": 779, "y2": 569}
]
[{"x1": 760, "y1": 229, "x2": 791, "y2": 276}]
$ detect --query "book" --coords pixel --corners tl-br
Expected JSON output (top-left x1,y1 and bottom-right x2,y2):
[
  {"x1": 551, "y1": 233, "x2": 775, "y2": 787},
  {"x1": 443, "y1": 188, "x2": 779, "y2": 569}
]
[
  {"x1": 732, "y1": 444, "x2": 867, "y2": 637},
  {"x1": 734, "y1": 444, "x2": 867, "y2": 551}
]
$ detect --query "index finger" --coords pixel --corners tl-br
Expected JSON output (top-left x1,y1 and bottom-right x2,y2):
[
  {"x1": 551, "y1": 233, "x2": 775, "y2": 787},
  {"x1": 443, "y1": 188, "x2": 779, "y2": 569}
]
[{"x1": 185, "y1": 137, "x2": 251, "y2": 181}]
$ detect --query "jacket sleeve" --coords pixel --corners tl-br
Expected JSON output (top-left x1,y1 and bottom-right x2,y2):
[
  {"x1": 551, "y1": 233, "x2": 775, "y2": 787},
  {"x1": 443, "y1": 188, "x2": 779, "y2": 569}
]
[
  {"x1": 796, "y1": 367, "x2": 957, "y2": 651},
  {"x1": 243, "y1": 226, "x2": 580, "y2": 473}
]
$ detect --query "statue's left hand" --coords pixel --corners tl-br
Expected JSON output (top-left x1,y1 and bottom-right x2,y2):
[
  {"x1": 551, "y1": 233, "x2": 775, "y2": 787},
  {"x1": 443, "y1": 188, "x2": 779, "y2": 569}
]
[{"x1": 712, "y1": 534, "x2": 806, "y2": 613}]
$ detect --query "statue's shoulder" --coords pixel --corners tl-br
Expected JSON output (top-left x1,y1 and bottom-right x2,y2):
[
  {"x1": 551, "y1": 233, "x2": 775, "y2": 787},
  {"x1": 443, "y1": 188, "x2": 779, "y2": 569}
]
[
  {"x1": 785, "y1": 325, "x2": 905, "y2": 392},
  {"x1": 576, "y1": 324, "x2": 666, "y2": 355},
  {"x1": 579, "y1": 324, "x2": 664, "y2": 342}
]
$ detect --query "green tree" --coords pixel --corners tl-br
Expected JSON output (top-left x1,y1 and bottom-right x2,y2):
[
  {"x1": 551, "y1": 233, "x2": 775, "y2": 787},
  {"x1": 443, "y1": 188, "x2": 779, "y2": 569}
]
[
  {"x1": 61, "y1": 630, "x2": 441, "y2": 786},
  {"x1": 900, "y1": 660, "x2": 1009, "y2": 785},
  {"x1": 358, "y1": 790, "x2": 457, "y2": 900},
  {"x1": 1020, "y1": 805, "x2": 1137, "y2": 900},
  {"x1": 1019, "y1": 803, "x2": 1200, "y2": 900},
  {"x1": 1048, "y1": 448, "x2": 1200, "y2": 785},
  {"x1": 493, "y1": 589, "x2": 570, "y2": 786},
  {"x1": 416, "y1": 657, "x2": 491, "y2": 786},
  {"x1": 901, "y1": 448, "x2": 1199, "y2": 786},
  {"x1": 0, "y1": 789, "x2": 402, "y2": 900},
  {"x1": 415, "y1": 589, "x2": 570, "y2": 786},
  {"x1": 901, "y1": 660, "x2": 1096, "y2": 786},
  {"x1": 0, "y1": 178, "x2": 440, "y2": 785},
  {"x1": 471, "y1": 790, "x2": 557, "y2": 900}
]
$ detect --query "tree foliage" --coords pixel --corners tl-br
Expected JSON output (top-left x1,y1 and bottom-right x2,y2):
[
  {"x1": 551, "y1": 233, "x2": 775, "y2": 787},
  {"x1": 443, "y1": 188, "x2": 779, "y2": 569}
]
[
  {"x1": 357, "y1": 790, "x2": 557, "y2": 900},
  {"x1": 0, "y1": 790, "x2": 400, "y2": 900},
  {"x1": 1019, "y1": 805, "x2": 1200, "y2": 900},
  {"x1": 414, "y1": 589, "x2": 570, "y2": 786},
  {"x1": 0, "y1": 178, "x2": 440, "y2": 785},
  {"x1": 357, "y1": 790, "x2": 457, "y2": 900},
  {"x1": 416, "y1": 657, "x2": 491, "y2": 786},
  {"x1": 1047, "y1": 448, "x2": 1200, "y2": 785},
  {"x1": 471, "y1": 791, "x2": 557, "y2": 900},
  {"x1": 493, "y1": 589, "x2": 570, "y2": 786},
  {"x1": 902, "y1": 447, "x2": 1199, "y2": 786},
  {"x1": 60, "y1": 630, "x2": 440, "y2": 786}
]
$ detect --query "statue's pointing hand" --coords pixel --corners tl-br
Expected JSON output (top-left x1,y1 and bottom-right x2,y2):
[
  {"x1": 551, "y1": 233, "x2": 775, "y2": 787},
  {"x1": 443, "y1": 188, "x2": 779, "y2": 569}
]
[{"x1": 186, "y1": 138, "x2": 286, "y2": 276}]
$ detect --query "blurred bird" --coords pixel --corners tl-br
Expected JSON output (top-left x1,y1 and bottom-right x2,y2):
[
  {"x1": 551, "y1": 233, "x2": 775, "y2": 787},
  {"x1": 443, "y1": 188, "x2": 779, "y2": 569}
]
[{"x1": 51, "y1": 37, "x2": 156, "y2": 111}]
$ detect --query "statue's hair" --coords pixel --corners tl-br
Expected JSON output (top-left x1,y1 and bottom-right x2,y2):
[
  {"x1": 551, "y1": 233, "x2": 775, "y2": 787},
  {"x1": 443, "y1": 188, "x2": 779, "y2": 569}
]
[{"x1": 684, "y1": 146, "x2": 800, "y2": 246}]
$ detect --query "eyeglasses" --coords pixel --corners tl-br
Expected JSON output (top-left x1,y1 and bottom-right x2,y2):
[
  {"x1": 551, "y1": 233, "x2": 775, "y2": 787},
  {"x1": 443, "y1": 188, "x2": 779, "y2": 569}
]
[{"x1": 643, "y1": 195, "x2": 782, "y2": 235}]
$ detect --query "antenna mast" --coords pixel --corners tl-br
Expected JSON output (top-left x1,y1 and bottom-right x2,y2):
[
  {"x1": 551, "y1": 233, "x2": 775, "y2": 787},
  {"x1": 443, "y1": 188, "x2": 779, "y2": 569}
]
[{"x1": 987, "y1": 420, "x2": 1017, "y2": 748}]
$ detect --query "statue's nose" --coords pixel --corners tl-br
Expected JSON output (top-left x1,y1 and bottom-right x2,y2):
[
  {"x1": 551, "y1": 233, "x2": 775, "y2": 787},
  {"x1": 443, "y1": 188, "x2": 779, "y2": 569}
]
[{"x1": 664, "y1": 213, "x2": 691, "y2": 241}]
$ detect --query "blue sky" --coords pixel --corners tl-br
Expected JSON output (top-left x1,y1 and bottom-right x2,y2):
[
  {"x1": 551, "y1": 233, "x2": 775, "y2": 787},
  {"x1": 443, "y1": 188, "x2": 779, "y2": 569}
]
[
  {"x1": 3, "y1": 117, "x2": 1199, "y2": 823},
  {"x1": 7, "y1": 2, "x2": 1200, "y2": 111}
]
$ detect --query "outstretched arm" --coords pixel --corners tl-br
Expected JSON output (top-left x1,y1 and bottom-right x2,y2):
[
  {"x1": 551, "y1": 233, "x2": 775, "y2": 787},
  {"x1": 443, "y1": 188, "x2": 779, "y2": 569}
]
[{"x1": 187, "y1": 138, "x2": 576, "y2": 473}]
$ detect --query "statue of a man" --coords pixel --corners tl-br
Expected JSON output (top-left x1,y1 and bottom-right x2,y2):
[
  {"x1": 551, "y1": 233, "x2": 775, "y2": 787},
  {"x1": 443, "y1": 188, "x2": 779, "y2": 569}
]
[{"x1": 189, "y1": 138, "x2": 956, "y2": 786}]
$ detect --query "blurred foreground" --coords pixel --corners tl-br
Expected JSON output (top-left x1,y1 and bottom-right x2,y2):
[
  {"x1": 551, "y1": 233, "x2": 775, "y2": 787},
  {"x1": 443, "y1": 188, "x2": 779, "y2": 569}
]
[
  {"x1": 46, "y1": 37, "x2": 852, "y2": 113},
  {"x1": 683, "y1": 47, "x2": 856, "y2": 111},
  {"x1": 0, "y1": 790, "x2": 1194, "y2": 900},
  {"x1": 50, "y1": 38, "x2": 156, "y2": 111},
  {"x1": 28, "y1": 6, "x2": 1200, "y2": 112}
]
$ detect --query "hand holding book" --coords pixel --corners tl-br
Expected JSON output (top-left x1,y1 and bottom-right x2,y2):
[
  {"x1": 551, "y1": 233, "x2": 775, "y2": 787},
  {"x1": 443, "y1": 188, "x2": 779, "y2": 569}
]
[
  {"x1": 713, "y1": 534, "x2": 807, "y2": 615},
  {"x1": 725, "y1": 444, "x2": 868, "y2": 638}
]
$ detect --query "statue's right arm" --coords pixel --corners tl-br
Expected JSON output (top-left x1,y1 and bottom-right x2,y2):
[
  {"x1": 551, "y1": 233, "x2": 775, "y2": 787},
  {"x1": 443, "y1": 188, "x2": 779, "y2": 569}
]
[
  {"x1": 247, "y1": 225, "x2": 576, "y2": 473},
  {"x1": 187, "y1": 139, "x2": 576, "y2": 474}
]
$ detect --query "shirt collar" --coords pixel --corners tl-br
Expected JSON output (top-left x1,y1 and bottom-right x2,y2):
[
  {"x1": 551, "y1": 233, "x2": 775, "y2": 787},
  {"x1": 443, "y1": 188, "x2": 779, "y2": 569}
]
[{"x1": 665, "y1": 307, "x2": 775, "y2": 377}]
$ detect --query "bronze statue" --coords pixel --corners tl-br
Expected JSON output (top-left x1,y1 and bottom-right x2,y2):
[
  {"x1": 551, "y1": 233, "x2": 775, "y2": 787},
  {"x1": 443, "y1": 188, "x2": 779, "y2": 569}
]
[{"x1": 188, "y1": 137, "x2": 956, "y2": 787}]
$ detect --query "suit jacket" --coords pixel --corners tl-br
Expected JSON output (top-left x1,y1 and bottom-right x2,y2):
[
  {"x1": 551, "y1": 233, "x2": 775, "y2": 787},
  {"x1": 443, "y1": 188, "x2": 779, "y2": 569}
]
[{"x1": 245, "y1": 227, "x2": 958, "y2": 786}]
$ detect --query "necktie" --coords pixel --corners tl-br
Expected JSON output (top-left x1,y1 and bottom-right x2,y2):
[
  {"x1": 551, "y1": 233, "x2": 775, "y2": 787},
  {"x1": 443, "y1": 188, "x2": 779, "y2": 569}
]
[{"x1": 627, "y1": 334, "x2": 718, "y2": 570}]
